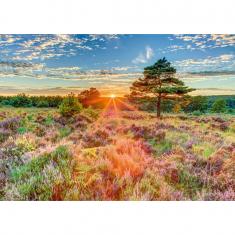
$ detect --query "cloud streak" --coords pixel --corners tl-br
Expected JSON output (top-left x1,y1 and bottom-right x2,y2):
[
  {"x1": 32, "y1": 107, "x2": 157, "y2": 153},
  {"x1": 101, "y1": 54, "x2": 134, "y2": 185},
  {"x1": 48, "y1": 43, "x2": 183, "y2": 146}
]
[
  {"x1": 173, "y1": 54, "x2": 235, "y2": 72},
  {"x1": 132, "y1": 46, "x2": 154, "y2": 64}
]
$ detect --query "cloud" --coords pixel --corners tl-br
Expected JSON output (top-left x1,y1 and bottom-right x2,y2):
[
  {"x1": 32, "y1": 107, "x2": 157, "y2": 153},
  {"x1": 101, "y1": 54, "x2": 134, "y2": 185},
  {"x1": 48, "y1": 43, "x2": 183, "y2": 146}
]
[
  {"x1": 0, "y1": 61, "x2": 43, "y2": 69},
  {"x1": 89, "y1": 34, "x2": 120, "y2": 41},
  {"x1": 190, "y1": 88, "x2": 235, "y2": 96},
  {"x1": 112, "y1": 66, "x2": 137, "y2": 72},
  {"x1": 178, "y1": 73, "x2": 234, "y2": 83},
  {"x1": 209, "y1": 34, "x2": 235, "y2": 47},
  {"x1": 0, "y1": 61, "x2": 45, "y2": 78},
  {"x1": 132, "y1": 46, "x2": 154, "y2": 64},
  {"x1": 186, "y1": 71, "x2": 235, "y2": 76},
  {"x1": 0, "y1": 35, "x2": 22, "y2": 46},
  {"x1": 0, "y1": 34, "x2": 120, "y2": 62},
  {"x1": 146, "y1": 46, "x2": 154, "y2": 59},
  {"x1": 167, "y1": 34, "x2": 235, "y2": 52},
  {"x1": 14, "y1": 35, "x2": 87, "y2": 61},
  {"x1": 0, "y1": 59, "x2": 141, "y2": 82},
  {"x1": 174, "y1": 54, "x2": 235, "y2": 72}
]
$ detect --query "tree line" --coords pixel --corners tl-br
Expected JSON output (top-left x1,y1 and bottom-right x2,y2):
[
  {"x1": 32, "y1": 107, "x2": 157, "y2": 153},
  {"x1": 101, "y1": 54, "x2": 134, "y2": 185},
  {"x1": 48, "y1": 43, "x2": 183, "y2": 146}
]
[
  {"x1": 0, "y1": 91, "x2": 234, "y2": 115},
  {"x1": 0, "y1": 88, "x2": 101, "y2": 108},
  {"x1": 127, "y1": 95, "x2": 235, "y2": 114}
]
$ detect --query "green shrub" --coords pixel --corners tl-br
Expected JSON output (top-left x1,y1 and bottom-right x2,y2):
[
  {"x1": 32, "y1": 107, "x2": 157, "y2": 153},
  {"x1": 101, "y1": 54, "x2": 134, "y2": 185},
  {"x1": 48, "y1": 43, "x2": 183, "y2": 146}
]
[
  {"x1": 10, "y1": 93, "x2": 32, "y2": 107},
  {"x1": 211, "y1": 99, "x2": 227, "y2": 113},
  {"x1": 178, "y1": 166, "x2": 203, "y2": 198},
  {"x1": 0, "y1": 100, "x2": 11, "y2": 106},
  {"x1": 44, "y1": 114, "x2": 54, "y2": 126},
  {"x1": 149, "y1": 139, "x2": 172, "y2": 156},
  {"x1": 184, "y1": 96, "x2": 208, "y2": 113},
  {"x1": 192, "y1": 110, "x2": 202, "y2": 116},
  {"x1": 59, "y1": 127, "x2": 72, "y2": 138},
  {"x1": 83, "y1": 106, "x2": 99, "y2": 120},
  {"x1": 59, "y1": 94, "x2": 83, "y2": 118},
  {"x1": 226, "y1": 108, "x2": 234, "y2": 114},
  {"x1": 36, "y1": 100, "x2": 49, "y2": 108},
  {"x1": 17, "y1": 127, "x2": 28, "y2": 134}
]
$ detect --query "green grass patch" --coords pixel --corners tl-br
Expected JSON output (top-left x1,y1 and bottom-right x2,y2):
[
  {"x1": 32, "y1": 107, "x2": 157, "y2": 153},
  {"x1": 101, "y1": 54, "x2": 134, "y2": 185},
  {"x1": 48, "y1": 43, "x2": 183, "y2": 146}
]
[
  {"x1": 192, "y1": 142, "x2": 216, "y2": 159},
  {"x1": 177, "y1": 166, "x2": 203, "y2": 199},
  {"x1": 149, "y1": 139, "x2": 173, "y2": 156},
  {"x1": 59, "y1": 127, "x2": 72, "y2": 138},
  {"x1": 5, "y1": 146, "x2": 74, "y2": 200}
]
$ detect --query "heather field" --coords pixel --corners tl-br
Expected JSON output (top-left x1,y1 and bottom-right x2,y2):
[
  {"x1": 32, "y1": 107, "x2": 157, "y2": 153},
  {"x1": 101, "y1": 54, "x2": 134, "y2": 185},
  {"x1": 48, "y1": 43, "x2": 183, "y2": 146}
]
[{"x1": 0, "y1": 105, "x2": 234, "y2": 201}]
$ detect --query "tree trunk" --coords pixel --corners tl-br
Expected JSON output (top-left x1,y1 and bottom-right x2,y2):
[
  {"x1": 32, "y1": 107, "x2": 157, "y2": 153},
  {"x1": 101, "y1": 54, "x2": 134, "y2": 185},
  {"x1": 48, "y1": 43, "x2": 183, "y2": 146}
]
[{"x1": 157, "y1": 95, "x2": 161, "y2": 118}]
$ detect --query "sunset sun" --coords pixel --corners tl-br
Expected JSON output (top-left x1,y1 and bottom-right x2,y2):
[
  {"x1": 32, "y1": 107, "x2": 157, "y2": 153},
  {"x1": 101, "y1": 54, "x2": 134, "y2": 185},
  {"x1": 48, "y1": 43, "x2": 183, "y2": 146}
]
[{"x1": 110, "y1": 94, "x2": 116, "y2": 98}]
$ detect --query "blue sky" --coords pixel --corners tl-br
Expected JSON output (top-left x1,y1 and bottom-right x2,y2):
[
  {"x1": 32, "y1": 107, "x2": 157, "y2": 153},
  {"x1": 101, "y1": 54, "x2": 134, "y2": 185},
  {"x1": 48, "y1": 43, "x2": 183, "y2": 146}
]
[{"x1": 0, "y1": 34, "x2": 235, "y2": 96}]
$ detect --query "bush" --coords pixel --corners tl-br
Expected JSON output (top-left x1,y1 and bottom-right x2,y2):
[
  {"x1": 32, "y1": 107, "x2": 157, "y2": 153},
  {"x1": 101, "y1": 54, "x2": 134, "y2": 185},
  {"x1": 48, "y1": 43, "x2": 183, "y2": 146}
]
[
  {"x1": 0, "y1": 100, "x2": 11, "y2": 106},
  {"x1": 36, "y1": 100, "x2": 49, "y2": 108},
  {"x1": 78, "y1": 87, "x2": 101, "y2": 108},
  {"x1": 83, "y1": 106, "x2": 99, "y2": 120},
  {"x1": 211, "y1": 99, "x2": 227, "y2": 113},
  {"x1": 0, "y1": 95, "x2": 64, "y2": 108},
  {"x1": 184, "y1": 96, "x2": 208, "y2": 113},
  {"x1": 44, "y1": 114, "x2": 54, "y2": 126},
  {"x1": 192, "y1": 110, "x2": 202, "y2": 116},
  {"x1": 59, "y1": 94, "x2": 83, "y2": 118},
  {"x1": 226, "y1": 108, "x2": 234, "y2": 114},
  {"x1": 10, "y1": 93, "x2": 32, "y2": 107},
  {"x1": 59, "y1": 127, "x2": 72, "y2": 138}
]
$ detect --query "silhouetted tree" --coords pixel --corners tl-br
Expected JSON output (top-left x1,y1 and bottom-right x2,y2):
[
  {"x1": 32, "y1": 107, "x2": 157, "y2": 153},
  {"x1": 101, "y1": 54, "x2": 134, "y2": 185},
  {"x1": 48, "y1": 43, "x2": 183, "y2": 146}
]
[{"x1": 78, "y1": 87, "x2": 101, "y2": 107}]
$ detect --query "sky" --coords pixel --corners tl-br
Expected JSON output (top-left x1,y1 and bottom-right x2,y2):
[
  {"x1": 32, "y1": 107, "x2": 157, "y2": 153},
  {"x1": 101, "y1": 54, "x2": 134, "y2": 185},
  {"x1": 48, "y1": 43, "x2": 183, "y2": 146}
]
[{"x1": 0, "y1": 34, "x2": 235, "y2": 96}]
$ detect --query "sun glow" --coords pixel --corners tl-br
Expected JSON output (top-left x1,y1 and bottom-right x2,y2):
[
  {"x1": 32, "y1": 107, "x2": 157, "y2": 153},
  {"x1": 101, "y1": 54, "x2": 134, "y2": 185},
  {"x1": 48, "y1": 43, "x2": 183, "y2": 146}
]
[{"x1": 110, "y1": 94, "x2": 116, "y2": 98}]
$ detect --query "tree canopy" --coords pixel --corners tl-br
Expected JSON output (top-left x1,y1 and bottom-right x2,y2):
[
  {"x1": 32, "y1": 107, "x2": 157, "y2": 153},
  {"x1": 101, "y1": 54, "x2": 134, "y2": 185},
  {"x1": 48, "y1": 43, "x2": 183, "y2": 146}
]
[
  {"x1": 78, "y1": 87, "x2": 101, "y2": 107},
  {"x1": 130, "y1": 57, "x2": 194, "y2": 117}
]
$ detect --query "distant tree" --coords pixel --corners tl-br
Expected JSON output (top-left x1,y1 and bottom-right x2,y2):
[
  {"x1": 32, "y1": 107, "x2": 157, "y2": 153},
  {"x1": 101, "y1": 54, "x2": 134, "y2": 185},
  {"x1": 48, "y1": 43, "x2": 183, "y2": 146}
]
[
  {"x1": 130, "y1": 58, "x2": 194, "y2": 118},
  {"x1": 36, "y1": 100, "x2": 49, "y2": 108},
  {"x1": 47, "y1": 96, "x2": 63, "y2": 107},
  {"x1": 78, "y1": 87, "x2": 101, "y2": 107},
  {"x1": 59, "y1": 93, "x2": 83, "y2": 117},
  {"x1": 10, "y1": 93, "x2": 32, "y2": 107},
  {"x1": 184, "y1": 96, "x2": 208, "y2": 113},
  {"x1": 211, "y1": 99, "x2": 227, "y2": 113}
]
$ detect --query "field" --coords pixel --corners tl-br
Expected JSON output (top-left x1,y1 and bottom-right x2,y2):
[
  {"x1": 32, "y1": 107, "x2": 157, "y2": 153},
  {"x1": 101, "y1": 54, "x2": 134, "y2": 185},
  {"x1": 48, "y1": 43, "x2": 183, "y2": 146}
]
[{"x1": 0, "y1": 105, "x2": 234, "y2": 201}]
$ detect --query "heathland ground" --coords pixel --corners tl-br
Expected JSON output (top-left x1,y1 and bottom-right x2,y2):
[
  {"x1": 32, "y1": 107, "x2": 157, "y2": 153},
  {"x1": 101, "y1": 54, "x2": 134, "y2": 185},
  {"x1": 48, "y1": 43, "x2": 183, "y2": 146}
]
[{"x1": 0, "y1": 100, "x2": 234, "y2": 200}]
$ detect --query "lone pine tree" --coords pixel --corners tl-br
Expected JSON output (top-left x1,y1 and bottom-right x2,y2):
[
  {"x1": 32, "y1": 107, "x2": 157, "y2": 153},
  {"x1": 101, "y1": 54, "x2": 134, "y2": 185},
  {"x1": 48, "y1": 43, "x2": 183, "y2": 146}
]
[{"x1": 130, "y1": 57, "x2": 194, "y2": 118}]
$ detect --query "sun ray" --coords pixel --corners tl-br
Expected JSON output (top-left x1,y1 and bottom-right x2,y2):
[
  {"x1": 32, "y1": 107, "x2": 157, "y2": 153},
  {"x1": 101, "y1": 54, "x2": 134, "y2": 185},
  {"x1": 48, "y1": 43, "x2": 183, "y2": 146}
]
[
  {"x1": 116, "y1": 98, "x2": 139, "y2": 112},
  {"x1": 112, "y1": 97, "x2": 120, "y2": 118},
  {"x1": 90, "y1": 98, "x2": 113, "y2": 130},
  {"x1": 83, "y1": 97, "x2": 102, "y2": 105}
]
